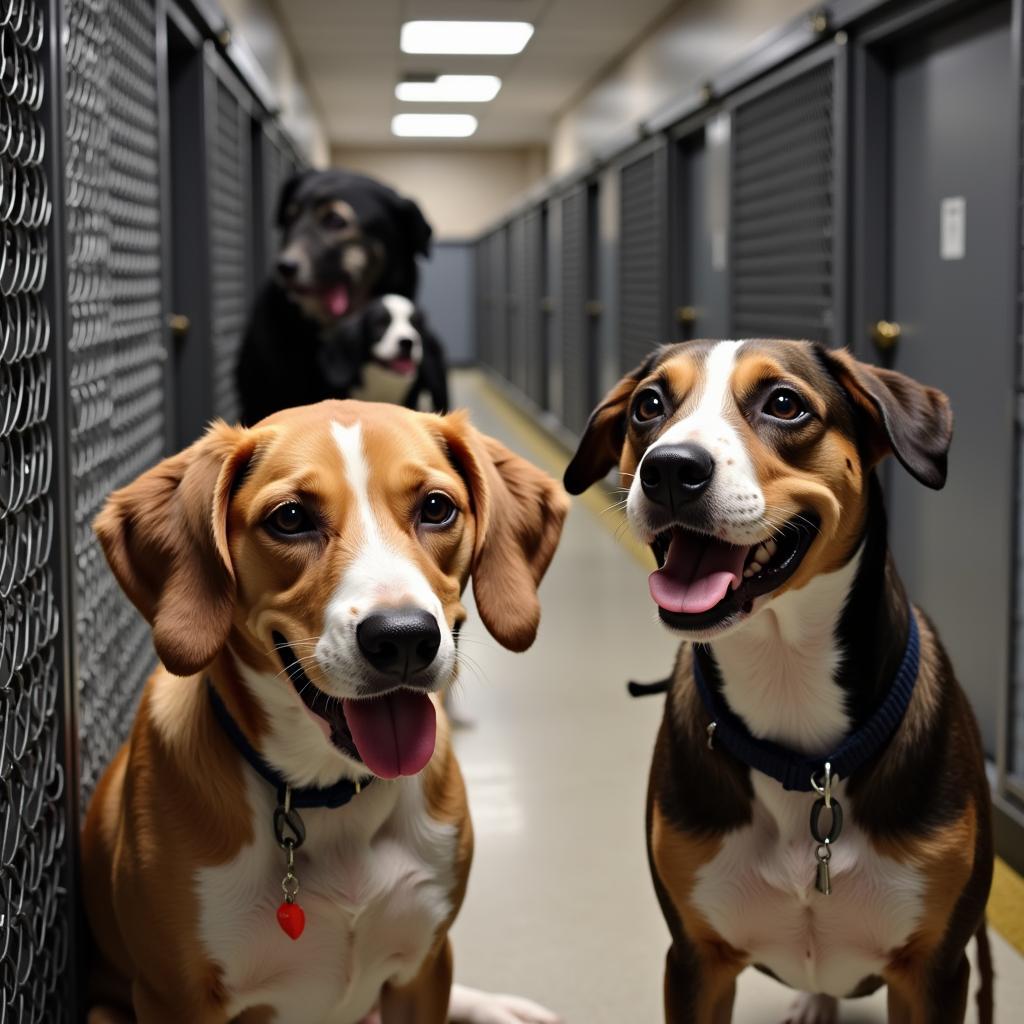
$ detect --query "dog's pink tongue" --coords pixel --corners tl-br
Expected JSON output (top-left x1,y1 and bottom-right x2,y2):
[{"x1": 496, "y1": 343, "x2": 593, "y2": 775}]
[
  {"x1": 649, "y1": 531, "x2": 748, "y2": 614},
  {"x1": 343, "y1": 692, "x2": 436, "y2": 779},
  {"x1": 323, "y1": 283, "x2": 350, "y2": 318}
]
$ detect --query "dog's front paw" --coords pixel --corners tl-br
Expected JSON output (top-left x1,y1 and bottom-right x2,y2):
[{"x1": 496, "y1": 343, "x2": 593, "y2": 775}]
[
  {"x1": 783, "y1": 993, "x2": 838, "y2": 1024},
  {"x1": 449, "y1": 983, "x2": 562, "y2": 1024}
]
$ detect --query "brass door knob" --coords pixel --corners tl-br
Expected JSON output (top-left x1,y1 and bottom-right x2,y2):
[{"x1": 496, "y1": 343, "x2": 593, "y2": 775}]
[
  {"x1": 169, "y1": 313, "x2": 191, "y2": 337},
  {"x1": 676, "y1": 305, "x2": 697, "y2": 326},
  {"x1": 871, "y1": 320, "x2": 901, "y2": 351},
  {"x1": 585, "y1": 300, "x2": 603, "y2": 317}
]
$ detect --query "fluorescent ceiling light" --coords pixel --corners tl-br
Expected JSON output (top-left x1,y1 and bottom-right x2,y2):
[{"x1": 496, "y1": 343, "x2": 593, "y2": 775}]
[
  {"x1": 396, "y1": 75, "x2": 502, "y2": 103},
  {"x1": 391, "y1": 113, "x2": 479, "y2": 138},
  {"x1": 400, "y1": 21, "x2": 534, "y2": 55}
]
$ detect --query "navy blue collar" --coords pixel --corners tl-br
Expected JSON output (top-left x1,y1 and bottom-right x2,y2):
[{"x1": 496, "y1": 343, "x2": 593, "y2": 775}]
[
  {"x1": 691, "y1": 611, "x2": 920, "y2": 792},
  {"x1": 207, "y1": 680, "x2": 372, "y2": 809}
]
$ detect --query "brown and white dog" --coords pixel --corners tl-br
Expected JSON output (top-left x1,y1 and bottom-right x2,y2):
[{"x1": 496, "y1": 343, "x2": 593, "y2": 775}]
[
  {"x1": 565, "y1": 340, "x2": 993, "y2": 1023},
  {"x1": 83, "y1": 400, "x2": 569, "y2": 1024}
]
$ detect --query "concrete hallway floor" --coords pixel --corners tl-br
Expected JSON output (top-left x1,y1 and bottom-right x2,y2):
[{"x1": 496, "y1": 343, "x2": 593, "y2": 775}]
[{"x1": 445, "y1": 371, "x2": 1024, "y2": 1023}]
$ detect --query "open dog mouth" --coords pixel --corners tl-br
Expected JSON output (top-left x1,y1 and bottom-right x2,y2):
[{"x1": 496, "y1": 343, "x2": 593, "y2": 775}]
[
  {"x1": 648, "y1": 514, "x2": 819, "y2": 631},
  {"x1": 372, "y1": 354, "x2": 418, "y2": 376},
  {"x1": 273, "y1": 632, "x2": 436, "y2": 780},
  {"x1": 287, "y1": 278, "x2": 352, "y2": 318}
]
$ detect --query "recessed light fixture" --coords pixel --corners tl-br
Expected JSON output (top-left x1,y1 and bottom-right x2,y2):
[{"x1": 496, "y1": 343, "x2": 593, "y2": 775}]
[
  {"x1": 400, "y1": 21, "x2": 534, "y2": 56},
  {"x1": 396, "y1": 75, "x2": 502, "y2": 103},
  {"x1": 391, "y1": 113, "x2": 479, "y2": 138}
]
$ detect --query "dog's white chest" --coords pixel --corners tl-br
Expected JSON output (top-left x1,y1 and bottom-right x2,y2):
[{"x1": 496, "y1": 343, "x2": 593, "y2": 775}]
[
  {"x1": 691, "y1": 777, "x2": 925, "y2": 997},
  {"x1": 197, "y1": 774, "x2": 456, "y2": 1024}
]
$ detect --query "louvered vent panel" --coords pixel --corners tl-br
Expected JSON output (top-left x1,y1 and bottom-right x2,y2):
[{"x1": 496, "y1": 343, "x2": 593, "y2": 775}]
[
  {"x1": 523, "y1": 207, "x2": 546, "y2": 408},
  {"x1": 489, "y1": 228, "x2": 508, "y2": 380},
  {"x1": 66, "y1": 0, "x2": 166, "y2": 806},
  {"x1": 619, "y1": 151, "x2": 664, "y2": 371},
  {"x1": 1, "y1": 3, "x2": 68, "y2": 1018},
  {"x1": 475, "y1": 237, "x2": 492, "y2": 369},
  {"x1": 560, "y1": 187, "x2": 588, "y2": 434},
  {"x1": 507, "y1": 216, "x2": 527, "y2": 394},
  {"x1": 731, "y1": 62, "x2": 834, "y2": 342},
  {"x1": 210, "y1": 79, "x2": 251, "y2": 424}
]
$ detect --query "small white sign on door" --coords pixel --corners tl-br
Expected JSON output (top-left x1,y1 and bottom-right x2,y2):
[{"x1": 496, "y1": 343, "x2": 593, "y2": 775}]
[{"x1": 940, "y1": 196, "x2": 966, "y2": 260}]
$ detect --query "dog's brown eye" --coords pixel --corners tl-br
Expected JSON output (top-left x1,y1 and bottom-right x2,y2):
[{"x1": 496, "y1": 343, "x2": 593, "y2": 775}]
[
  {"x1": 633, "y1": 388, "x2": 666, "y2": 424},
  {"x1": 764, "y1": 388, "x2": 808, "y2": 422},
  {"x1": 320, "y1": 208, "x2": 348, "y2": 230},
  {"x1": 266, "y1": 502, "x2": 315, "y2": 537},
  {"x1": 420, "y1": 492, "x2": 457, "y2": 529}
]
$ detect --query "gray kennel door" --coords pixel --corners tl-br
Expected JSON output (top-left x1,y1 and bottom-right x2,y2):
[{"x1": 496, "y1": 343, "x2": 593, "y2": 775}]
[
  {"x1": 65, "y1": 0, "x2": 166, "y2": 803},
  {"x1": 208, "y1": 65, "x2": 252, "y2": 425},
  {"x1": 619, "y1": 142, "x2": 667, "y2": 372},
  {"x1": 1, "y1": 2, "x2": 68, "y2": 1019},
  {"x1": 475, "y1": 236, "x2": 492, "y2": 370},
  {"x1": 523, "y1": 205, "x2": 547, "y2": 409},
  {"x1": 507, "y1": 214, "x2": 527, "y2": 395},
  {"x1": 489, "y1": 227, "x2": 508, "y2": 381},
  {"x1": 731, "y1": 59, "x2": 835, "y2": 343},
  {"x1": 560, "y1": 185, "x2": 590, "y2": 435}
]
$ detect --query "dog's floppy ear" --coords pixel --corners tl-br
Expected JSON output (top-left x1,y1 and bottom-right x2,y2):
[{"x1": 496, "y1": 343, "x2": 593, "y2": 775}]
[
  {"x1": 398, "y1": 195, "x2": 432, "y2": 257},
  {"x1": 94, "y1": 422, "x2": 256, "y2": 676},
  {"x1": 816, "y1": 346, "x2": 953, "y2": 489},
  {"x1": 439, "y1": 413, "x2": 569, "y2": 651},
  {"x1": 563, "y1": 349, "x2": 666, "y2": 494},
  {"x1": 276, "y1": 170, "x2": 316, "y2": 229}
]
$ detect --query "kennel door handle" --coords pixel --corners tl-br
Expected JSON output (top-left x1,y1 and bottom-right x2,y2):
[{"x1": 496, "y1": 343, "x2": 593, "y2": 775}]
[
  {"x1": 169, "y1": 313, "x2": 191, "y2": 338},
  {"x1": 871, "y1": 319, "x2": 901, "y2": 352}
]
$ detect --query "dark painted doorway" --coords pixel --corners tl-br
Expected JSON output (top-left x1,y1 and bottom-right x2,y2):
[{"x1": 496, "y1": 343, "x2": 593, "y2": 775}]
[
  {"x1": 869, "y1": 1, "x2": 1015, "y2": 754},
  {"x1": 671, "y1": 119, "x2": 729, "y2": 342}
]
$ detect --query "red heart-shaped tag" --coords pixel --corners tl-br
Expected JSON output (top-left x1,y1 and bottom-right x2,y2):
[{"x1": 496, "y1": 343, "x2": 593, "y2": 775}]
[{"x1": 277, "y1": 900, "x2": 306, "y2": 940}]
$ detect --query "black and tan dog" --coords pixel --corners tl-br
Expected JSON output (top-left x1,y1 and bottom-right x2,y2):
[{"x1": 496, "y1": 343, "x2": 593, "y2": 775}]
[
  {"x1": 237, "y1": 170, "x2": 435, "y2": 426},
  {"x1": 565, "y1": 340, "x2": 993, "y2": 1023}
]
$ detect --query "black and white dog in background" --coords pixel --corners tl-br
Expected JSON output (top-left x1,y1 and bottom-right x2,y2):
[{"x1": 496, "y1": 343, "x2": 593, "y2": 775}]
[
  {"x1": 318, "y1": 293, "x2": 448, "y2": 412},
  {"x1": 236, "y1": 169, "x2": 448, "y2": 424}
]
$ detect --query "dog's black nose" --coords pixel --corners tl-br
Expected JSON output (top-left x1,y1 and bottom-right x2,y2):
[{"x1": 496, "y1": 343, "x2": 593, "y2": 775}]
[
  {"x1": 276, "y1": 256, "x2": 300, "y2": 280},
  {"x1": 398, "y1": 337, "x2": 414, "y2": 356},
  {"x1": 356, "y1": 608, "x2": 441, "y2": 680},
  {"x1": 640, "y1": 443, "x2": 715, "y2": 509}
]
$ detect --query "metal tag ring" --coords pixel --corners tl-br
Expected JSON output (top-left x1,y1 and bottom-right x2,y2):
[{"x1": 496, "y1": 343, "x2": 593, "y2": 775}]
[
  {"x1": 273, "y1": 805, "x2": 306, "y2": 851},
  {"x1": 809, "y1": 796, "x2": 843, "y2": 845}
]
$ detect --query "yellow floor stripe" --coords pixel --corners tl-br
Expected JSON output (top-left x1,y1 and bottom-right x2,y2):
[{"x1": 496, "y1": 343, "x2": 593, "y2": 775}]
[
  {"x1": 990, "y1": 857, "x2": 1024, "y2": 954},
  {"x1": 471, "y1": 372, "x2": 1024, "y2": 956}
]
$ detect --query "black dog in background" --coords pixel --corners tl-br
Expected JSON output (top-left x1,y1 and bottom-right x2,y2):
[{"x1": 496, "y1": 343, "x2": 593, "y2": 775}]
[
  {"x1": 318, "y1": 294, "x2": 448, "y2": 412},
  {"x1": 236, "y1": 169, "x2": 440, "y2": 425}
]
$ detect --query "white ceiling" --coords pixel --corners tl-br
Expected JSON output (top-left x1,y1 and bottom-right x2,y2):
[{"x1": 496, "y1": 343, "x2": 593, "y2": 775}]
[{"x1": 271, "y1": 0, "x2": 681, "y2": 147}]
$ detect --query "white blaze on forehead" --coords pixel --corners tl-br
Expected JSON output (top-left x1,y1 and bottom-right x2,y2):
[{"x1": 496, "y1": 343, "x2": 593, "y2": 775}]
[
  {"x1": 327, "y1": 420, "x2": 439, "y2": 613},
  {"x1": 628, "y1": 339, "x2": 767, "y2": 543},
  {"x1": 313, "y1": 421, "x2": 453, "y2": 695}
]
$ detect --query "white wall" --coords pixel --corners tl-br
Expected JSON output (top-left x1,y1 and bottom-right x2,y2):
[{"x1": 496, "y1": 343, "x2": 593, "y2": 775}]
[
  {"x1": 328, "y1": 147, "x2": 549, "y2": 240},
  {"x1": 219, "y1": 0, "x2": 329, "y2": 165},
  {"x1": 551, "y1": 0, "x2": 812, "y2": 174}
]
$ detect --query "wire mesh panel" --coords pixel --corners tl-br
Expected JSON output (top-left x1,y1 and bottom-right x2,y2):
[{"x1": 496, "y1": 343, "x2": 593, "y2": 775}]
[
  {"x1": 731, "y1": 61, "x2": 834, "y2": 342},
  {"x1": 65, "y1": 0, "x2": 165, "y2": 806},
  {"x1": 507, "y1": 215, "x2": 527, "y2": 394},
  {"x1": 1, "y1": 3, "x2": 69, "y2": 1020},
  {"x1": 523, "y1": 205, "x2": 546, "y2": 409},
  {"x1": 560, "y1": 186, "x2": 589, "y2": 435},
  {"x1": 208, "y1": 74, "x2": 251, "y2": 424},
  {"x1": 619, "y1": 148, "x2": 665, "y2": 372}
]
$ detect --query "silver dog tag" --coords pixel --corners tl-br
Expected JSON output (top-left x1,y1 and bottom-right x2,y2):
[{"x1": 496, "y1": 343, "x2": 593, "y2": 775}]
[{"x1": 815, "y1": 845, "x2": 832, "y2": 896}]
